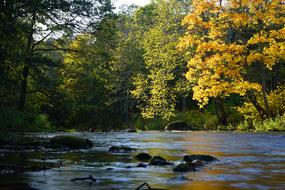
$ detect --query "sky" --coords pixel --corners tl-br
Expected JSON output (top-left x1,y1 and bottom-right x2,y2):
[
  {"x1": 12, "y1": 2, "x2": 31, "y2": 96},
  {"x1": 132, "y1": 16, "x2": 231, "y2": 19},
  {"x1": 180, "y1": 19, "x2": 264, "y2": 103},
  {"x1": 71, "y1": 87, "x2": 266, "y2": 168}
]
[{"x1": 114, "y1": 0, "x2": 151, "y2": 8}]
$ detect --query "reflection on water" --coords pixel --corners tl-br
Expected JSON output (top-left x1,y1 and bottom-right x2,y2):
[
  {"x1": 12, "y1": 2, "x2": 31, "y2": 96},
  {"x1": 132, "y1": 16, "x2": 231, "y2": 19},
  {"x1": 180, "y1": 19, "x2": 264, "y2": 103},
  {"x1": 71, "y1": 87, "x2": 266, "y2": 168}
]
[{"x1": 0, "y1": 131, "x2": 285, "y2": 190}]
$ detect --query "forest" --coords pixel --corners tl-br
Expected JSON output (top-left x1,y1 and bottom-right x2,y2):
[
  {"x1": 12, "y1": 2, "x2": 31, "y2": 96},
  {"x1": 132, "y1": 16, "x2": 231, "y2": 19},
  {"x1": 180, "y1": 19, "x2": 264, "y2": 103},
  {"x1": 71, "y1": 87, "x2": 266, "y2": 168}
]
[{"x1": 1, "y1": 0, "x2": 285, "y2": 132}]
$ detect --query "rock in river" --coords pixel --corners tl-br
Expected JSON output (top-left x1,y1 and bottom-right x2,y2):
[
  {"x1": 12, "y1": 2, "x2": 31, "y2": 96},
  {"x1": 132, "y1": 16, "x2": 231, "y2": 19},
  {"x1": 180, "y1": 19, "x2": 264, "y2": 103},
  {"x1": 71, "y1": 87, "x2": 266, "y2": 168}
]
[
  {"x1": 173, "y1": 163, "x2": 196, "y2": 172},
  {"x1": 49, "y1": 135, "x2": 93, "y2": 149},
  {"x1": 135, "y1": 152, "x2": 152, "y2": 161},
  {"x1": 183, "y1": 154, "x2": 217, "y2": 162},
  {"x1": 149, "y1": 156, "x2": 173, "y2": 166},
  {"x1": 137, "y1": 163, "x2": 148, "y2": 168},
  {"x1": 165, "y1": 121, "x2": 191, "y2": 131},
  {"x1": 108, "y1": 146, "x2": 136, "y2": 153}
]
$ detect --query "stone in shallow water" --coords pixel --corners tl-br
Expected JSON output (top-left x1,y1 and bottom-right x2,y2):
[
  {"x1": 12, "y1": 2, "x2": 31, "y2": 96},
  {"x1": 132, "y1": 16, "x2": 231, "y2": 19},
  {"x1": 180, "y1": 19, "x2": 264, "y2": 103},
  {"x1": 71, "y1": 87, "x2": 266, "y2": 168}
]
[
  {"x1": 135, "y1": 152, "x2": 152, "y2": 161},
  {"x1": 137, "y1": 163, "x2": 148, "y2": 168},
  {"x1": 49, "y1": 135, "x2": 93, "y2": 149},
  {"x1": 149, "y1": 156, "x2": 173, "y2": 166},
  {"x1": 169, "y1": 175, "x2": 193, "y2": 182},
  {"x1": 173, "y1": 163, "x2": 196, "y2": 172},
  {"x1": 183, "y1": 154, "x2": 217, "y2": 162},
  {"x1": 108, "y1": 146, "x2": 136, "y2": 153}
]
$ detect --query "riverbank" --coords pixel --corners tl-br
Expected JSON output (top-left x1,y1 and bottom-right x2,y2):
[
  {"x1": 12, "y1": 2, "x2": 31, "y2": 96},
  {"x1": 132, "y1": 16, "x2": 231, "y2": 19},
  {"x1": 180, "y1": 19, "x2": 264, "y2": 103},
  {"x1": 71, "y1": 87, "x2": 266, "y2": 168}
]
[{"x1": 1, "y1": 108, "x2": 285, "y2": 133}]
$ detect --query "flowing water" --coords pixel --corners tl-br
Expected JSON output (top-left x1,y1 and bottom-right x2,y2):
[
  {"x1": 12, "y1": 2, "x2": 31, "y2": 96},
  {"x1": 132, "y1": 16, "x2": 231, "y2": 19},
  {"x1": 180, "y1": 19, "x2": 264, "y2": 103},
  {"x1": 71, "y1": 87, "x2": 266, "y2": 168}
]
[{"x1": 0, "y1": 131, "x2": 285, "y2": 190}]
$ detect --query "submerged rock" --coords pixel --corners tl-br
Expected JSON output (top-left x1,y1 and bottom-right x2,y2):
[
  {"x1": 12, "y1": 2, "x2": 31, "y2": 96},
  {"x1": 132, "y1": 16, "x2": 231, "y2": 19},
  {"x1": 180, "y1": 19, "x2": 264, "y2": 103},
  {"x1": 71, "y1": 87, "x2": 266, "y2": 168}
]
[
  {"x1": 135, "y1": 152, "x2": 152, "y2": 161},
  {"x1": 137, "y1": 163, "x2": 148, "y2": 168},
  {"x1": 4, "y1": 182, "x2": 39, "y2": 190},
  {"x1": 108, "y1": 146, "x2": 136, "y2": 153},
  {"x1": 165, "y1": 121, "x2": 191, "y2": 131},
  {"x1": 183, "y1": 154, "x2": 217, "y2": 162},
  {"x1": 49, "y1": 135, "x2": 93, "y2": 149},
  {"x1": 169, "y1": 175, "x2": 193, "y2": 182},
  {"x1": 173, "y1": 163, "x2": 196, "y2": 172},
  {"x1": 149, "y1": 156, "x2": 173, "y2": 166},
  {"x1": 0, "y1": 135, "x2": 46, "y2": 150}
]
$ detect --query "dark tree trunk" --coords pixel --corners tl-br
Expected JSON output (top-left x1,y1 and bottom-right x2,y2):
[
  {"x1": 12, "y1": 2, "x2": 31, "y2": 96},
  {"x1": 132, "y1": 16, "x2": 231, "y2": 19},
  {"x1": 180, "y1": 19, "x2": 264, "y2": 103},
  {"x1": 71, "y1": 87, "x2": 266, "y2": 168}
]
[
  {"x1": 247, "y1": 92, "x2": 266, "y2": 119},
  {"x1": 17, "y1": 11, "x2": 36, "y2": 111},
  {"x1": 214, "y1": 99, "x2": 227, "y2": 125},
  {"x1": 261, "y1": 76, "x2": 270, "y2": 118},
  {"x1": 18, "y1": 65, "x2": 29, "y2": 110},
  {"x1": 182, "y1": 96, "x2": 187, "y2": 111}
]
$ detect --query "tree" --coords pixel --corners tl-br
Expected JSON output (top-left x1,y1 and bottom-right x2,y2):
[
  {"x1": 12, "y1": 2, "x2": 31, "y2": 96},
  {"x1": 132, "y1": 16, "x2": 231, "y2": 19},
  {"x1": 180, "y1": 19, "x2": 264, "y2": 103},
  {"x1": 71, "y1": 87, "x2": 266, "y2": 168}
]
[
  {"x1": 60, "y1": 14, "x2": 122, "y2": 129},
  {"x1": 179, "y1": 0, "x2": 285, "y2": 119},
  {"x1": 0, "y1": 0, "x2": 113, "y2": 111},
  {"x1": 106, "y1": 8, "x2": 145, "y2": 125},
  {"x1": 132, "y1": 0, "x2": 192, "y2": 120}
]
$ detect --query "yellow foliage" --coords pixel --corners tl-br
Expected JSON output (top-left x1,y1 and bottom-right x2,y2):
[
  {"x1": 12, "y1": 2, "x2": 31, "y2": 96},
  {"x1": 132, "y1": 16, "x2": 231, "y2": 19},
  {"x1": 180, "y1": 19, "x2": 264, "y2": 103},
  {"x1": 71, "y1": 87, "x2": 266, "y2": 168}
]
[
  {"x1": 179, "y1": 0, "x2": 285, "y2": 107},
  {"x1": 238, "y1": 86, "x2": 285, "y2": 121}
]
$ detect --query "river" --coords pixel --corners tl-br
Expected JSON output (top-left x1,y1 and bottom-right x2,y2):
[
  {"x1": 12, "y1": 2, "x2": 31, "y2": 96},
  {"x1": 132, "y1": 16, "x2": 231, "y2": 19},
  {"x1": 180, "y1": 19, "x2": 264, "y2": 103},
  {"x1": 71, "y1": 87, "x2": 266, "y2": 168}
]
[{"x1": 0, "y1": 131, "x2": 285, "y2": 190}]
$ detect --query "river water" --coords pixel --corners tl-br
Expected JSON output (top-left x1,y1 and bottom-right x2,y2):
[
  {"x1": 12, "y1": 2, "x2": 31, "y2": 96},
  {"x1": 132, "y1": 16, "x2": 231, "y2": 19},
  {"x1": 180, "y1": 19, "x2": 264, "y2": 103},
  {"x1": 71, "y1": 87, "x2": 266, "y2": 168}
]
[{"x1": 0, "y1": 131, "x2": 285, "y2": 190}]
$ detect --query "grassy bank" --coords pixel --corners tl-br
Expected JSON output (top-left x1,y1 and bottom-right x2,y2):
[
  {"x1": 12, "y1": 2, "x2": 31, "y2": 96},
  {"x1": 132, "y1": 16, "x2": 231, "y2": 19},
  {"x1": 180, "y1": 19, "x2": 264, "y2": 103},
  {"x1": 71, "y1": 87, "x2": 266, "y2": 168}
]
[
  {"x1": 133, "y1": 111, "x2": 285, "y2": 132},
  {"x1": 1, "y1": 108, "x2": 284, "y2": 133}
]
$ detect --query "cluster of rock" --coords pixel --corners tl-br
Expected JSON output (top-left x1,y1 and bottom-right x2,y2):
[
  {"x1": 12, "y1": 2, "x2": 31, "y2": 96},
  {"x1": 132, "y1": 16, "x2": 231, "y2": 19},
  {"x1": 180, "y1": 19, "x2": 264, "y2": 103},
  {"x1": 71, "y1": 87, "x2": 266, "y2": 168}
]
[
  {"x1": 1, "y1": 135, "x2": 217, "y2": 177},
  {"x1": 1, "y1": 135, "x2": 94, "y2": 151},
  {"x1": 108, "y1": 145, "x2": 217, "y2": 173}
]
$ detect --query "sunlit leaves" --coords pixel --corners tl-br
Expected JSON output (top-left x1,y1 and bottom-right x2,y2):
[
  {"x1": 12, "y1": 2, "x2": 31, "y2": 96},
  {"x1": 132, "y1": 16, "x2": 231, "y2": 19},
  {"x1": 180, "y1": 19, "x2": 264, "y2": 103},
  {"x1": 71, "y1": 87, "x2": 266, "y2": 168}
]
[
  {"x1": 179, "y1": 0, "x2": 285, "y2": 107},
  {"x1": 131, "y1": 0, "x2": 191, "y2": 120}
]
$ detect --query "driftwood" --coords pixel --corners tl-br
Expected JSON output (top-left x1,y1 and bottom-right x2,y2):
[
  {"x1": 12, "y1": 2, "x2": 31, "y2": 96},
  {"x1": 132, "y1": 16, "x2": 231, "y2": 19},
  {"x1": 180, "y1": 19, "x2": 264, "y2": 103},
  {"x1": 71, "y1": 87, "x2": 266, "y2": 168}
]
[
  {"x1": 136, "y1": 183, "x2": 152, "y2": 190},
  {"x1": 135, "y1": 183, "x2": 165, "y2": 190},
  {"x1": 70, "y1": 175, "x2": 97, "y2": 182}
]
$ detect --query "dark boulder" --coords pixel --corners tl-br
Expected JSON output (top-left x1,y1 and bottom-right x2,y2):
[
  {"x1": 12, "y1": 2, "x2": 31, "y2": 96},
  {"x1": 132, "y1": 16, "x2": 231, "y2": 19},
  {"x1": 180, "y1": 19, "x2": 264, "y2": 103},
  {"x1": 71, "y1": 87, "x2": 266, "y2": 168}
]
[
  {"x1": 192, "y1": 159, "x2": 205, "y2": 167},
  {"x1": 183, "y1": 154, "x2": 217, "y2": 162},
  {"x1": 149, "y1": 156, "x2": 173, "y2": 166},
  {"x1": 173, "y1": 163, "x2": 196, "y2": 172},
  {"x1": 108, "y1": 146, "x2": 136, "y2": 153},
  {"x1": 165, "y1": 121, "x2": 191, "y2": 131},
  {"x1": 49, "y1": 135, "x2": 93, "y2": 149},
  {"x1": 135, "y1": 152, "x2": 152, "y2": 161}
]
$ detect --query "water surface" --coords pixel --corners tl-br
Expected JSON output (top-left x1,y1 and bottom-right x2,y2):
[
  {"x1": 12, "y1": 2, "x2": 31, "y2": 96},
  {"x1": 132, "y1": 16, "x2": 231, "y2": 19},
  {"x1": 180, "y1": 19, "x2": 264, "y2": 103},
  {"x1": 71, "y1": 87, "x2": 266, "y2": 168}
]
[{"x1": 1, "y1": 131, "x2": 284, "y2": 190}]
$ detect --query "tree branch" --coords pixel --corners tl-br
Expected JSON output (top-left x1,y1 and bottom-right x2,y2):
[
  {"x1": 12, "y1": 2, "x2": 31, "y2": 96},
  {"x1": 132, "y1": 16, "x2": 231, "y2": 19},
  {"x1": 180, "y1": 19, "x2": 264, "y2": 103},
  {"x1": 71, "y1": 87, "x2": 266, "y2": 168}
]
[{"x1": 32, "y1": 31, "x2": 53, "y2": 51}]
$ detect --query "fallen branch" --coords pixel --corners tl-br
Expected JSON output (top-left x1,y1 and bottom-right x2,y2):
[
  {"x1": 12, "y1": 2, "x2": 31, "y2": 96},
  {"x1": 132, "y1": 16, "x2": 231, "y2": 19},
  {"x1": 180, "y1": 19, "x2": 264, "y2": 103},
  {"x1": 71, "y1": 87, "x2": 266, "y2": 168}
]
[
  {"x1": 70, "y1": 175, "x2": 97, "y2": 182},
  {"x1": 136, "y1": 183, "x2": 152, "y2": 190}
]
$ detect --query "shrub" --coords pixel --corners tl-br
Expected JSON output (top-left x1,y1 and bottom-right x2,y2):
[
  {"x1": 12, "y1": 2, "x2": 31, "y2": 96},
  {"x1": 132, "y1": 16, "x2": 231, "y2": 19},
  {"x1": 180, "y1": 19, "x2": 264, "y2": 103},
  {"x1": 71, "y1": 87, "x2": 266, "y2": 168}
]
[
  {"x1": 236, "y1": 114, "x2": 285, "y2": 132},
  {"x1": 238, "y1": 86, "x2": 285, "y2": 121},
  {"x1": 133, "y1": 110, "x2": 220, "y2": 130},
  {"x1": 0, "y1": 108, "x2": 54, "y2": 132}
]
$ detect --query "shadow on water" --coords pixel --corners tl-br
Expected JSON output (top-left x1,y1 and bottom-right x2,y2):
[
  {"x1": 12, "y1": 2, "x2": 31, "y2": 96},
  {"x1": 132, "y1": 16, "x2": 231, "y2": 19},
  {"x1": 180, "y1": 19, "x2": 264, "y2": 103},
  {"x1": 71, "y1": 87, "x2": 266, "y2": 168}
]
[{"x1": 0, "y1": 131, "x2": 285, "y2": 190}]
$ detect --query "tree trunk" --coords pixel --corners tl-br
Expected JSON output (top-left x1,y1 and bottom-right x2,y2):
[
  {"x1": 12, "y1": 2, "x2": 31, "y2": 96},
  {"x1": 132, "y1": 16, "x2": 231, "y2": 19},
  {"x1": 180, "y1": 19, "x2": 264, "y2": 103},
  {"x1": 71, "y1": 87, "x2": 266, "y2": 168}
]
[
  {"x1": 261, "y1": 76, "x2": 270, "y2": 118},
  {"x1": 17, "y1": 11, "x2": 36, "y2": 111},
  {"x1": 18, "y1": 65, "x2": 29, "y2": 110},
  {"x1": 247, "y1": 92, "x2": 266, "y2": 119},
  {"x1": 214, "y1": 99, "x2": 227, "y2": 125},
  {"x1": 182, "y1": 96, "x2": 187, "y2": 111}
]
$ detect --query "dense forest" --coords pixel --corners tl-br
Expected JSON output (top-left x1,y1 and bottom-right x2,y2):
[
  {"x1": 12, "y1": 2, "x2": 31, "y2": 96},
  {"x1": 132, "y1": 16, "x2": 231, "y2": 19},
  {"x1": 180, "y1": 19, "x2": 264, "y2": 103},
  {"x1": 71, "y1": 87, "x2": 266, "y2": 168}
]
[{"x1": 1, "y1": 0, "x2": 285, "y2": 132}]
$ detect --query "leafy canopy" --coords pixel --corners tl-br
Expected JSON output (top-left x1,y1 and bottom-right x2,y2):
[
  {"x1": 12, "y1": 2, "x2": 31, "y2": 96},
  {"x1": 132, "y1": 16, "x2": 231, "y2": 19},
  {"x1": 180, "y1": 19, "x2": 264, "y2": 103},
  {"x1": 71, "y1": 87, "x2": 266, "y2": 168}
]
[{"x1": 179, "y1": 0, "x2": 285, "y2": 107}]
